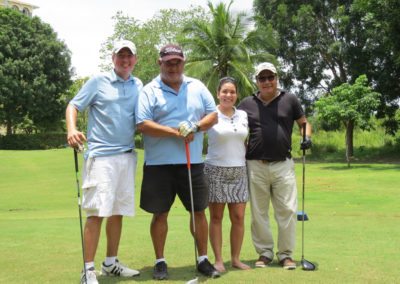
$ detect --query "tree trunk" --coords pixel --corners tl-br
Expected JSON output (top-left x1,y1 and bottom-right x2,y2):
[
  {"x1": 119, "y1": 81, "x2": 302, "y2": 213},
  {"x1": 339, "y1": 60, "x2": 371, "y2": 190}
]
[
  {"x1": 219, "y1": 68, "x2": 228, "y2": 79},
  {"x1": 6, "y1": 119, "x2": 12, "y2": 136},
  {"x1": 345, "y1": 120, "x2": 354, "y2": 167}
]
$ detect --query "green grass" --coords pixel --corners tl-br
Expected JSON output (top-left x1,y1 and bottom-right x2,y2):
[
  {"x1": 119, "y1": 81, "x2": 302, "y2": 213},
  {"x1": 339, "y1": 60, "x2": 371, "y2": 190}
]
[{"x1": 0, "y1": 149, "x2": 399, "y2": 283}]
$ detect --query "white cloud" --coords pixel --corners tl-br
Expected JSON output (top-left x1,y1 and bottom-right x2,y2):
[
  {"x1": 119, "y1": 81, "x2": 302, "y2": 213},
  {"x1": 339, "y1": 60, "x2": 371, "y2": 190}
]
[{"x1": 28, "y1": 0, "x2": 253, "y2": 78}]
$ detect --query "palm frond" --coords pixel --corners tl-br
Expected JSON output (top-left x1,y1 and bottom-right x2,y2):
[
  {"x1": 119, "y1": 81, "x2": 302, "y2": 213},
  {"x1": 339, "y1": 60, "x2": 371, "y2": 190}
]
[{"x1": 181, "y1": 0, "x2": 277, "y2": 97}]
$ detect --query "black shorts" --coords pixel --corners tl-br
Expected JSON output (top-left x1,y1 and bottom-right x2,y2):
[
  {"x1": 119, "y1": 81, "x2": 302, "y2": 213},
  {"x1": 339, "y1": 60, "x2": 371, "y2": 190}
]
[{"x1": 140, "y1": 163, "x2": 209, "y2": 214}]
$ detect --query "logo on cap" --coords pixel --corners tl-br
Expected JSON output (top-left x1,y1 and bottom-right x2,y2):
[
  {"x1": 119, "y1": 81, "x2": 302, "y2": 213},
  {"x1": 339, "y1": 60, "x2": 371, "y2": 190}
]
[{"x1": 159, "y1": 44, "x2": 184, "y2": 61}]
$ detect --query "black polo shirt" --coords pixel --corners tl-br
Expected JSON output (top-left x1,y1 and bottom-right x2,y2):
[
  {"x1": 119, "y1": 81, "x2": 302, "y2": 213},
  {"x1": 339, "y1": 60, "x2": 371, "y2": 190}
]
[{"x1": 237, "y1": 90, "x2": 304, "y2": 161}]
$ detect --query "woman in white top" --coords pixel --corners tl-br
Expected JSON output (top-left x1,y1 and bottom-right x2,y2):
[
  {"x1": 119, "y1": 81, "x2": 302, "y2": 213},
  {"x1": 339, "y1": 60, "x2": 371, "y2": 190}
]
[{"x1": 204, "y1": 77, "x2": 250, "y2": 272}]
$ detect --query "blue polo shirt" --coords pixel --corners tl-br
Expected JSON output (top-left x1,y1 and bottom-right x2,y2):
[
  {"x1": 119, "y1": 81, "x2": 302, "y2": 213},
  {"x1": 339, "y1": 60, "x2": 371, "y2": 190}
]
[
  {"x1": 69, "y1": 70, "x2": 143, "y2": 159},
  {"x1": 136, "y1": 75, "x2": 216, "y2": 165}
]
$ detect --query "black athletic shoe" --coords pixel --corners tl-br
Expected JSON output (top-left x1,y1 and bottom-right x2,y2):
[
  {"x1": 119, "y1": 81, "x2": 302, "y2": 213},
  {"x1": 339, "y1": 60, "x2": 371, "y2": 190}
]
[
  {"x1": 197, "y1": 259, "x2": 220, "y2": 278},
  {"x1": 153, "y1": 261, "x2": 168, "y2": 280}
]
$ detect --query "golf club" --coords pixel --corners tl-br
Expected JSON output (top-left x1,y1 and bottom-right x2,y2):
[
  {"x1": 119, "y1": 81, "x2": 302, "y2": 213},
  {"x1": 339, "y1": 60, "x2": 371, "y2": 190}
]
[
  {"x1": 74, "y1": 148, "x2": 87, "y2": 283},
  {"x1": 184, "y1": 142, "x2": 199, "y2": 284},
  {"x1": 300, "y1": 123, "x2": 316, "y2": 271}
]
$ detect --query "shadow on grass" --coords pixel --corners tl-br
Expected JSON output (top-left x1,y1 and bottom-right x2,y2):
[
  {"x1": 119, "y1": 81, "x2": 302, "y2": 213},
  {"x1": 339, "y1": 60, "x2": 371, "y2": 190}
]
[
  {"x1": 293, "y1": 143, "x2": 400, "y2": 165},
  {"x1": 98, "y1": 264, "x2": 207, "y2": 283},
  {"x1": 215, "y1": 258, "x2": 321, "y2": 272},
  {"x1": 97, "y1": 257, "x2": 321, "y2": 283},
  {"x1": 320, "y1": 163, "x2": 400, "y2": 171}
]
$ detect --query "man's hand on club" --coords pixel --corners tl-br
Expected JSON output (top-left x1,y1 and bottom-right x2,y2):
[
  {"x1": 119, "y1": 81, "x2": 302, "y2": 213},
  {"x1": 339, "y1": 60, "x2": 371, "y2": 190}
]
[
  {"x1": 179, "y1": 121, "x2": 198, "y2": 137},
  {"x1": 67, "y1": 129, "x2": 87, "y2": 152},
  {"x1": 300, "y1": 136, "x2": 312, "y2": 150}
]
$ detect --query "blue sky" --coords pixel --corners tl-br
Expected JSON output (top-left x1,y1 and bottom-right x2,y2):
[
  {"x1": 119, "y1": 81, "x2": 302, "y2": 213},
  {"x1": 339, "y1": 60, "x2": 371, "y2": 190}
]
[{"x1": 28, "y1": 0, "x2": 254, "y2": 78}]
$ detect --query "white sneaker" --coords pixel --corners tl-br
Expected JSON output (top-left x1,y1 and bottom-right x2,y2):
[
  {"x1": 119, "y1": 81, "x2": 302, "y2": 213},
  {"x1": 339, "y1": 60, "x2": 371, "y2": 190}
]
[
  {"x1": 80, "y1": 267, "x2": 98, "y2": 284},
  {"x1": 101, "y1": 259, "x2": 140, "y2": 277}
]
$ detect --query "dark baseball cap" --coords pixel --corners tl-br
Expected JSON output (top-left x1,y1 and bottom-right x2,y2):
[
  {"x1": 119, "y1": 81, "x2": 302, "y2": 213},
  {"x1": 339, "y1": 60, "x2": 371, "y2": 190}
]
[{"x1": 159, "y1": 44, "x2": 185, "y2": 61}]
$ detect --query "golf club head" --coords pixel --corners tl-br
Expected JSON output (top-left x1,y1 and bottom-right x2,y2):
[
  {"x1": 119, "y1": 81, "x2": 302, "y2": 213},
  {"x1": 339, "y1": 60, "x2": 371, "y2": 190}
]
[
  {"x1": 297, "y1": 211, "x2": 309, "y2": 221},
  {"x1": 186, "y1": 277, "x2": 199, "y2": 284},
  {"x1": 301, "y1": 259, "x2": 316, "y2": 271}
]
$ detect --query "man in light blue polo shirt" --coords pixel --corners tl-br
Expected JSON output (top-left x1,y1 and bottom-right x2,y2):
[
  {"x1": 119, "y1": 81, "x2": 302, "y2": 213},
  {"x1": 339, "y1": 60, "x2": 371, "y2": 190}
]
[
  {"x1": 136, "y1": 44, "x2": 220, "y2": 280},
  {"x1": 66, "y1": 40, "x2": 142, "y2": 284}
]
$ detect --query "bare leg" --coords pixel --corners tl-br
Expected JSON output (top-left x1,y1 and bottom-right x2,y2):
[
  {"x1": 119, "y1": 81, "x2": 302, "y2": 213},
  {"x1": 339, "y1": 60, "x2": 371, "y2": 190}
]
[
  {"x1": 189, "y1": 210, "x2": 209, "y2": 257},
  {"x1": 209, "y1": 203, "x2": 226, "y2": 272},
  {"x1": 84, "y1": 216, "x2": 103, "y2": 262},
  {"x1": 151, "y1": 212, "x2": 169, "y2": 259},
  {"x1": 228, "y1": 203, "x2": 250, "y2": 270},
  {"x1": 106, "y1": 215, "x2": 122, "y2": 257}
]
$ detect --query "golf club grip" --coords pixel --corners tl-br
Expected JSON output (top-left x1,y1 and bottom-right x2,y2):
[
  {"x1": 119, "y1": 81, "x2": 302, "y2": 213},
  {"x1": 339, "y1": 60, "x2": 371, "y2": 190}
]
[
  {"x1": 302, "y1": 122, "x2": 307, "y2": 156},
  {"x1": 185, "y1": 142, "x2": 191, "y2": 169},
  {"x1": 74, "y1": 149, "x2": 79, "y2": 172}
]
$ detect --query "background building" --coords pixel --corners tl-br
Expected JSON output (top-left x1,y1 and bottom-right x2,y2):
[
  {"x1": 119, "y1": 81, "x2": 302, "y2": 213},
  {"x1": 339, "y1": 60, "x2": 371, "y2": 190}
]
[{"x1": 0, "y1": 0, "x2": 38, "y2": 17}]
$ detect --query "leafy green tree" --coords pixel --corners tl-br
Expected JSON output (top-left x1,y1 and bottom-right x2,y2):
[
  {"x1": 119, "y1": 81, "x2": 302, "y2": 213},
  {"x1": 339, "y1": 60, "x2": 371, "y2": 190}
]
[
  {"x1": 99, "y1": 7, "x2": 209, "y2": 84},
  {"x1": 351, "y1": 0, "x2": 400, "y2": 135},
  {"x1": 180, "y1": 0, "x2": 276, "y2": 99},
  {"x1": 315, "y1": 75, "x2": 381, "y2": 165},
  {"x1": 0, "y1": 8, "x2": 71, "y2": 135},
  {"x1": 254, "y1": 0, "x2": 400, "y2": 131},
  {"x1": 254, "y1": 0, "x2": 359, "y2": 103}
]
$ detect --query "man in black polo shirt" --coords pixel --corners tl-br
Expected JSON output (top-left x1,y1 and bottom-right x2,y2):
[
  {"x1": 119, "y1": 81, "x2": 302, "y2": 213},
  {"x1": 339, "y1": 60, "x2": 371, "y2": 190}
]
[{"x1": 238, "y1": 62, "x2": 312, "y2": 270}]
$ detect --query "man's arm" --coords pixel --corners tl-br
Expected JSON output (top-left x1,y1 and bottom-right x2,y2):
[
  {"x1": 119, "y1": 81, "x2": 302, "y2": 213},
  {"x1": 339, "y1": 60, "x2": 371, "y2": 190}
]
[
  {"x1": 296, "y1": 116, "x2": 312, "y2": 150},
  {"x1": 137, "y1": 111, "x2": 217, "y2": 137},
  {"x1": 136, "y1": 120, "x2": 181, "y2": 138},
  {"x1": 296, "y1": 116, "x2": 312, "y2": 137},
  {"x1": 66, "y1": 104, "x2": 86, "y2": 148},
  {"x1": 196, "y1": 111, "x2": 218, "y2": 132},
  {"x1": 179, "y1": 111, "x2": 218, "y2": 137}
]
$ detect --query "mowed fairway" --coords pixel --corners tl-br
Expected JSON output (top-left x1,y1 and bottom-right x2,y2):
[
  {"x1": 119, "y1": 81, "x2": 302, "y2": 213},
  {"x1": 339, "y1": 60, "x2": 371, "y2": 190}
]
[{"x1": 0, "y1": 149, "x2": 399, "y2": 283}]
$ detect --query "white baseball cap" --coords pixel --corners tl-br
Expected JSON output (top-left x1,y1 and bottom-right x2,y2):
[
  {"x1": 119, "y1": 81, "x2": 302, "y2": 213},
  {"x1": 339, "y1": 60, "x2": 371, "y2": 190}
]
[
  {"x1": 112, "y1": 40, "x2": 137, "y2": 55},
  {"x1": 255, "y1": 62, "x2": 277, "y2": 76}
]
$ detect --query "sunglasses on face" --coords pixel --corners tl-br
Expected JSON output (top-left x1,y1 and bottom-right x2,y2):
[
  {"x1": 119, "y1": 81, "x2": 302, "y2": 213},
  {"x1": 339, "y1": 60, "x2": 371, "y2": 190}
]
[{"x1": 257, "y1": 75, "x2": 276, "y2": 83}]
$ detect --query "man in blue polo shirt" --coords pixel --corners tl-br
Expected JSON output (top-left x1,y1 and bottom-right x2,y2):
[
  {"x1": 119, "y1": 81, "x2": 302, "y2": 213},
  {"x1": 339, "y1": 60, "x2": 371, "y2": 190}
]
[
  {"x1": 136, "y1": 44, "x2": 220, "y2": 280},
  {"x1": 66, "y1": 40, "x2": 142, "y2": 284}
]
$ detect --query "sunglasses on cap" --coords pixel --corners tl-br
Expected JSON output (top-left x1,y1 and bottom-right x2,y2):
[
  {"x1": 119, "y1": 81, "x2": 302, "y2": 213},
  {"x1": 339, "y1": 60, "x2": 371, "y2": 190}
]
[
  {"x1": 219, "y1": 76, "x2": 236, "y2": 83},
  {"x1": 257, "y1": 75, "x2": 276, "y2": 83}
]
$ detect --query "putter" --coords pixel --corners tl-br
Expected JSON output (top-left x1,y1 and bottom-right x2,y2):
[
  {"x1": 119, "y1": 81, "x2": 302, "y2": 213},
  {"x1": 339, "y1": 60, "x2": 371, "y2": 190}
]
[
  {"x1": 300, "y1": 123, "x2": 316, "y2": 271},
  {"x1": 185, "y1": 142, "x2": 199, "y2": 284},
  {"x1": 74, "y1": 148, "x2": 87, "y2": 283}
]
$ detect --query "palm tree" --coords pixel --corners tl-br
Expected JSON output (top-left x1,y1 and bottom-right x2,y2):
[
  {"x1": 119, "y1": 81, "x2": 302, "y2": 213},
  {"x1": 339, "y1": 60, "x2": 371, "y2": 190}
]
[{"x1": 180, "y1": 0, "x2": 275, "y2": 99}]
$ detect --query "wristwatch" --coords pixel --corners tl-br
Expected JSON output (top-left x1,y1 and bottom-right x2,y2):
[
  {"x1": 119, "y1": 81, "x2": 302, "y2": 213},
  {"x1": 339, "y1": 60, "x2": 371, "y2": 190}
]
[{"x1": 193, "y1": 122, "x2": 200, "y2": 132}]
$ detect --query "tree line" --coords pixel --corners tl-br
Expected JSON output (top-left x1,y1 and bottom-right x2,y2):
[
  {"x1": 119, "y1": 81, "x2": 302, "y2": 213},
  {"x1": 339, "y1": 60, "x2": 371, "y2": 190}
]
[{"x1": 0, "y1": 1, "x2": 399, "y2": 159}]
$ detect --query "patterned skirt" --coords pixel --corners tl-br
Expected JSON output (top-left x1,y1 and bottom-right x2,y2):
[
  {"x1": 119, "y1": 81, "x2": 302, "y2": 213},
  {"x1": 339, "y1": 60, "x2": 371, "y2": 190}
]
[{"x1": 204, "y1": 164, "x2": 249, "y2": 203}]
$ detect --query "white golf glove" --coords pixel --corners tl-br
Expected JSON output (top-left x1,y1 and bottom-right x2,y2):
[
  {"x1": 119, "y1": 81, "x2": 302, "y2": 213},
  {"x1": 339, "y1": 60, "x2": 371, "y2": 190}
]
[
  {"x1": 179, "y1": 121, "x2": 199, "y2": 137},
  {"x1": 75, "y1": 143, "x2": 85, "y2": 153}
]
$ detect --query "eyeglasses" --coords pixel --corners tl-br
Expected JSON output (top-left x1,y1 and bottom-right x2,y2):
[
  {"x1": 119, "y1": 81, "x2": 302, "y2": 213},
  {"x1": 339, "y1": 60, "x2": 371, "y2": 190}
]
[{"x1": 257, "y1": 75, "x2": 276, "y2": 83}]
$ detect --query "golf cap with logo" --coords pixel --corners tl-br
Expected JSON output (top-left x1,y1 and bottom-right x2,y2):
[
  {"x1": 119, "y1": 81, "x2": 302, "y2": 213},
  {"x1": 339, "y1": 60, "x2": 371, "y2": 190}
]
[
  {"x1": 112, "y1": 40, "x2": 137, "y2": 55},
  {"x1": 255, "y1": 62, "x2": 277, "y2": 76},
  {"x1": 159, "y1": 44, "x2": 185, "y2": 61}
]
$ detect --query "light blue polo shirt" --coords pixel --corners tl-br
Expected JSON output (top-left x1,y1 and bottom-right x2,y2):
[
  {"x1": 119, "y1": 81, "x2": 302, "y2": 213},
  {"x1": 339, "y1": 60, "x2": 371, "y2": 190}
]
[
  {"x1": 69, "y1": 70, "x2": 143, "y2": 159},
  {"x1": 136, "y1": 75, "x2": 216, "y2": 165}
]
